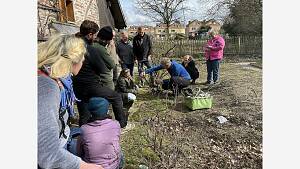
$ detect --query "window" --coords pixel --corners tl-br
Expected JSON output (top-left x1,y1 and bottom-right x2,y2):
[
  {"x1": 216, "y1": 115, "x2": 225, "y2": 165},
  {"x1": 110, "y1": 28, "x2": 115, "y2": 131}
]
[
  {"x1": 158, "y1": 30, "x2": 161, "y2": 32},
  {"x1": 59, "y1": 0, "x2": 75, "y2": 22},
  {"x1": 171, "y1": 30, "x2": 175, "y2": 32}
]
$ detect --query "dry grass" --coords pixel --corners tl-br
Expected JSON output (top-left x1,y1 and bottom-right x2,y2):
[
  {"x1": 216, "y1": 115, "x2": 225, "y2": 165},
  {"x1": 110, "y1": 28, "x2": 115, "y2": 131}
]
[{"x1": 121, "y1": 60, "x2": 262, "y2": 169}]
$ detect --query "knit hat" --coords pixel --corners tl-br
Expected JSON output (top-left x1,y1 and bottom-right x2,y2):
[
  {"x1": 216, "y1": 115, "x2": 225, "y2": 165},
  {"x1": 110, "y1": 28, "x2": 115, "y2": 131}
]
[
  {"x1": 87, "y1": 97, "x2": 109, "y2": 118},
  {"x1": 97, "y1": 26, "x2": 113, "y2": 40}
]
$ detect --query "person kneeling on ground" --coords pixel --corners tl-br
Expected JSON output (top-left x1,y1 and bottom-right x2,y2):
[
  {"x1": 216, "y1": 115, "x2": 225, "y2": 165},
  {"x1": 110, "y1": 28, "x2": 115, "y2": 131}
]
[
  {"x1": 77, "y1": 97, "x2": 124, "y2": 169},
  {"x1": 115, "y1": 68, "x2": 138, "y2": 117},
  {"x1": 144, "y1": 57, "x2": 191, "y2": 95},
  {"x1": 182, "y1": 55, "x2": 199, "y2": 84}
]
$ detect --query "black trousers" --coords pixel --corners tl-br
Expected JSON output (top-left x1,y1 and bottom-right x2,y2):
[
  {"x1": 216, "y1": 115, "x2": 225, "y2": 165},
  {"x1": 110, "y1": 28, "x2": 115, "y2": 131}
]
[
  {"x1": 112, "y1": 65, "x2": 118, "y2": 85},
  {"x1": 121, "y1": 63, "x2": 134, "y2": 76},
  {"x1": 73, "y1": 83, "x2": 127, "y2": 128},
  {"x1": 162, "y1": 76, "x2": 191, "y2": 93}
]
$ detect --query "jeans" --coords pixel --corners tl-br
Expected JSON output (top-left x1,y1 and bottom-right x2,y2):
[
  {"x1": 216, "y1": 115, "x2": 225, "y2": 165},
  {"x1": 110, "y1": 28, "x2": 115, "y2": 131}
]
[
  {"x1": 117, "y1": 152, "x2": 125, "y2": 169},
  {"x1": 121, "y1": 63, "x2": 134, "y2": 76},
  {"x1": 73, "y1": 83, "x2": 127, "y2": 128},
  {"x1": 206, "y1": 59, "x2": 220, "y2": 83},
  {"x1": 65, "y1": 127, "x2": 81, "y2": 156}
]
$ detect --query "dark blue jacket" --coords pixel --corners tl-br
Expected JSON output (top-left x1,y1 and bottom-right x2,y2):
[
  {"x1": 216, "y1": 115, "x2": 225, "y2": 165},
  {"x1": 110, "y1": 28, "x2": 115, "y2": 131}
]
[{"x1": 145, "y1": 60, "x2": 191, "y2": 80}]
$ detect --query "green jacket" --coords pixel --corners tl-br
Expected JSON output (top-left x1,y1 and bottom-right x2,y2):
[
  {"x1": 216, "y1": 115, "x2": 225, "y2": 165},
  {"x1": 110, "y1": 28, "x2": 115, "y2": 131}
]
[
  {"x1": 115, "y1": 76, "x2": 137, "y2": 103},
  {"x1": 92, "y1": 42, "x2": 116, "y2": 90}
]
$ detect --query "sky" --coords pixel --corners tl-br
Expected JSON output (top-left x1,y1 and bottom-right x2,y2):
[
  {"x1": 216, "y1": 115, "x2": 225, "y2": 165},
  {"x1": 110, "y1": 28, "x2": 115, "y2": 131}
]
[{"x1": 119, "y1": 0, "x2": 218, "y2": 27}]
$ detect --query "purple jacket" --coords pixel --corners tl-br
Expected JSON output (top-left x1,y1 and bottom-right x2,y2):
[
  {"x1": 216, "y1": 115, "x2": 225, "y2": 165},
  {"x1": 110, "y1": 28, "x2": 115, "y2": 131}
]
[
  {"x1": 204, "y1": 35, "x2": 225, "y2": 60},
  {"x1": 79, "y1": 119, "x2": 121, "y2": 169}
]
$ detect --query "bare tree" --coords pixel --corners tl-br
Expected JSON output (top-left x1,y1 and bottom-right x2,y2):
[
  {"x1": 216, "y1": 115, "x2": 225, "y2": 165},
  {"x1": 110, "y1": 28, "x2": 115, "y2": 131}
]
[
  {"x1": 135, "y1": 0, "x2": 188, "y2": 38},
  {"x1": 198, "y1": 0, "x2": 262, "y2": 35},
  {"x1": 198, "y1": 0, "x2": 233, "y2": 22}
]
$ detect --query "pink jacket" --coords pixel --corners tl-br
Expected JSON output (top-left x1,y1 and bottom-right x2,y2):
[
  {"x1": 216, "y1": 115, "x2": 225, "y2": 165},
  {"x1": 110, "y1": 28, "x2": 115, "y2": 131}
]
[
  {"x1": 79, "y1": 119, "x2": 121, "y2": 169},
  {"x1": 204, "y1": 35, "x2": 225, "y2": 60}
]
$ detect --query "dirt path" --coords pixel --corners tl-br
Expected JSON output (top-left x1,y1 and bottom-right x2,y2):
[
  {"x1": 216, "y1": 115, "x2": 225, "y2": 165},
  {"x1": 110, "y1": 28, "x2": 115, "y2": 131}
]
[{"x1": 121, "y1": 62, "x2": 262, "y2": 169}]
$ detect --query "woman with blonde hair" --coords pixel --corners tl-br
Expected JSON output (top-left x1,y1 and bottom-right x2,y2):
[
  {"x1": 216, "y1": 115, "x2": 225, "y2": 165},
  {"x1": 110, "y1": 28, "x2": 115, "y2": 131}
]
[
  {"x1": 203, "y1": 29, "x2": 225, "y2": 85},
  {"x1": 38, "y1": 34, "x2": 103, "y2": 169}
]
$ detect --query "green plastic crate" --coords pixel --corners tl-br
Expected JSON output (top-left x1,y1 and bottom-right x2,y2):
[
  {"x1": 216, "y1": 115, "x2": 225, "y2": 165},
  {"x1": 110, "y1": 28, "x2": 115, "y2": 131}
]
[{"x1": 184, "y1": 96, "x2": 213, "y2": 110}]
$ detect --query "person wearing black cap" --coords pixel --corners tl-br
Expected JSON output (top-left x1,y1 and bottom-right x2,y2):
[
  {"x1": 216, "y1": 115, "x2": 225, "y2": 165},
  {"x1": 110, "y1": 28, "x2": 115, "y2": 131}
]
[
  {"x1": 73, "y1": 23, "x2": 127, "y2": 128},
  {"x1": 93, "y1": 26, "x2": 116, "y2": 90}
]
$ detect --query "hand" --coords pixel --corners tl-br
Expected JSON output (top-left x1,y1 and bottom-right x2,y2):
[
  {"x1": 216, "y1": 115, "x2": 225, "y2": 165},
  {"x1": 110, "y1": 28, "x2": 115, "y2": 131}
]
[
  {"x1": 135, "y1": 59, "x2": 138, "y2": 64},
  {"x1": 148, "y1": 55, "x2": 152, "y2": 61},
  {"x1": 155, "y1": 79, "x2": 163, "y2": 84},
  {"x1": 134, "y1": 84, "x2": 139, "y2": 90},
  {"x1": 139, "y1": 72, "x2": 145, "y2": 78},
  {"x1": 80, "y1": 161, "x2": 104, "y2": 169}
]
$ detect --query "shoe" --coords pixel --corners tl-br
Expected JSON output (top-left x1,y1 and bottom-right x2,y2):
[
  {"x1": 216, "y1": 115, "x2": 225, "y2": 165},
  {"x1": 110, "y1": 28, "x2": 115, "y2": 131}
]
[
  {"x1": 203, "y1": 81, "x2": 213, "y2": 85},
  {"x1": 214, "y1": 81, "x2": 220, "y2": 85}
]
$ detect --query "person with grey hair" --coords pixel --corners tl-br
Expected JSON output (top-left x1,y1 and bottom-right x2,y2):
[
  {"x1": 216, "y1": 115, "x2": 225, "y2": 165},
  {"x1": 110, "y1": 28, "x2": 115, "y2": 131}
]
[
  {"x1": 203, "y1": 29, "x2": 225, "y2": 85},
  {"x1": 144, "y1": 57, "x2": 191, "y2": 95},
  {"x1": 116, "y1": 30, "x2": 135, "y2": 76}
]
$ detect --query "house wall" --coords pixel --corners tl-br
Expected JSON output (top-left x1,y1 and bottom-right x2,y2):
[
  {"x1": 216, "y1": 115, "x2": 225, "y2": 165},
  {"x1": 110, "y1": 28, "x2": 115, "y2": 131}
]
[
  {"x1": 37, "y1": 0, "x2": 59, "y2": 39},
  {"x1": 154, "y1": 24, "x2": 185, "y2": 38},
  {"x1": 38, "y1": 0, "x2": 101, "y2": 40},
  {"x1": 97, "y1": 0, "x2": 115, "y2": 28},
  {"x1": 73, "y1": 0, "x2": 100, "y2": 27},
  {"x1": 185, "y1": 20, "x2": 203, "y2": 36}
]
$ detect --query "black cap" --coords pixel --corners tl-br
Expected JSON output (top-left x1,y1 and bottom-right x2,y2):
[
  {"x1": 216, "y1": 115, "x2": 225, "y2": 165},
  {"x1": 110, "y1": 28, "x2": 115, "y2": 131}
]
[{"x1": 97, "y1": 26, "x2": 113, "y2": 40}]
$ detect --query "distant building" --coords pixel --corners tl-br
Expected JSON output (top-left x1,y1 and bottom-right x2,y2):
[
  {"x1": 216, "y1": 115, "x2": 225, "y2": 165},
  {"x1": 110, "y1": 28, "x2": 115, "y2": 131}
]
[
  {"x1": 38, "y1": 0, "x2": 127, "y2": 41},
  {"x1": 185, "y1": 19, "x2": 221, "y2": 38},
  {"x1": 185, "y1": 20, "x2": 203, "y2": 37},
  {"x1": 127, "y1": 25, "x2": 155, "y2": 37},
  {"x1": 154, "y1": 22, "x2": 185, "y2": 39}
]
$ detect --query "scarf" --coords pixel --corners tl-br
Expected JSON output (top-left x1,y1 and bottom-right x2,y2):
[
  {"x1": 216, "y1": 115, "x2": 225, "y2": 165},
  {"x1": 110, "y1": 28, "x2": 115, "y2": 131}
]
[{"x1": 39, "y1": 65, "x2": 79, "y2": 118}]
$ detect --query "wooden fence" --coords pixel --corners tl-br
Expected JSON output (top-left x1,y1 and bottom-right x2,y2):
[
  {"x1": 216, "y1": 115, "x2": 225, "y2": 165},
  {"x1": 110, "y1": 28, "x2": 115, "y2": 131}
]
[{"x1": 151, "y1": 36, "x2": 262, "y2": 60}]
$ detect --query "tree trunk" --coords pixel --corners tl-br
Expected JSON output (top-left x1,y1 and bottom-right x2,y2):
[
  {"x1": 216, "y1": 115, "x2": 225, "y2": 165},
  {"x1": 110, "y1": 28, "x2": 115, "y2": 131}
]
[{"x1": 166, "y1": 23, "x2": 170, "y2": 40}]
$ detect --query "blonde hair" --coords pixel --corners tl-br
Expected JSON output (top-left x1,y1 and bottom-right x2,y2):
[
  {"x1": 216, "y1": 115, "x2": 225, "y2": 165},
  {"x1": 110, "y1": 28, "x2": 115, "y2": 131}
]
[
  {"x1": 209, "y1": 29, "x2": 219, "y2": 36},
  {"x1": 38, "y1": 34, "x2": 86, "y2": 78}
]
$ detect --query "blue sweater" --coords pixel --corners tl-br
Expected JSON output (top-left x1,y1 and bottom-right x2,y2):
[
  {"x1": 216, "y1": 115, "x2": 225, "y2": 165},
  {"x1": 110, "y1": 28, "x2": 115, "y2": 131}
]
[{"x1": 145, "y1": 60, "x2": 191, "y2": 80}]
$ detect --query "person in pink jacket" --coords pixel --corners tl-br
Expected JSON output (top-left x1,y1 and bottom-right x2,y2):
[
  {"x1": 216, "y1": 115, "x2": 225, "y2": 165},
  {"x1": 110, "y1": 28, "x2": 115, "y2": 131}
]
[
  {"x1": 77, "y1": 97, "x2": 124, "y2": 169},
  {"x1": 203, "y1": 29, "x2": 225, "y2": 84}
]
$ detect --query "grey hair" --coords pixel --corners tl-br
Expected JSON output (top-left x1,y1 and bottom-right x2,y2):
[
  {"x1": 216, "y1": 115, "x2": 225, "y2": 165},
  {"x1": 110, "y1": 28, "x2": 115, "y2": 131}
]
[{"x1": 160, "y1": 57, "x2": 171, "y2": 65}]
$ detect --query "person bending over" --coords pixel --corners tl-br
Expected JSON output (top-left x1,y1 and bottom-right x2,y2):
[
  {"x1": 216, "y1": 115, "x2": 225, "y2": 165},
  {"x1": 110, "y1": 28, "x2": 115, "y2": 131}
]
[{"x1": 144, "y1": 57, "x2": 191, "y2": 95}]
